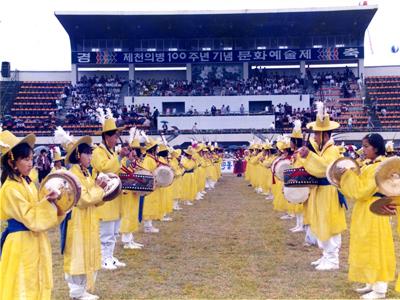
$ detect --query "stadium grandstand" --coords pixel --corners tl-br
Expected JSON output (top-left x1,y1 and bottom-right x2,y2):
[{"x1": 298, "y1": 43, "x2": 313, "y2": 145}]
[{"x1": 2, "y1": 3, "x2": 400, "y2": 147}]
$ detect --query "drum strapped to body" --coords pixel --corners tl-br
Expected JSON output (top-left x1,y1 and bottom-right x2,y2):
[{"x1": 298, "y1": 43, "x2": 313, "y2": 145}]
[
  {"x1": 97, "y1": 172, "x2": 122, "y2": 201},
  {"x1": 274, "y1": 159, "x2": 291, "y2": 181},
  {"x1": 283, "y1": 167, "x2": 317, "y2": 204},
  {"x1": 119, "y1": 170, "x2": 155, "y2": 196},
  {"x1": 39, "y1": 170, "x2": 81, "y2": 214},
  {"x1": 153, "y1": 165, "x2": 174, "y2": 187}
]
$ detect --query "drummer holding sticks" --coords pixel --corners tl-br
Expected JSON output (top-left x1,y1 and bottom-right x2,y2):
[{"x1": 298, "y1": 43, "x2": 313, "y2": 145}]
[
  {"x1": 54, "y1": 127, "x2": 108, "y2": 300},
  {"x1": 92, "y1": 108, "x2": 128, "y2": 270},
  {"x1": 297, "y1": 101, "x2": 347, "y2": 271}
]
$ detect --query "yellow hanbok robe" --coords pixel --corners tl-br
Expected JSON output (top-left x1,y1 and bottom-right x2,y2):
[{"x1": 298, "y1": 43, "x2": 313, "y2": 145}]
[
  {"x1": 119, "y1": 158, "x2": 141, "y2": 234},
  {"x1": 142, "y1": 154, "x2": 162, "y2": 220},
  {"x1": 261, "y1": 155, "x2": 273, "y2": 194},
  {"x1": 158, "y1": 157, "x2": 174, "y2": 215},
  {"x1": 244, "y1": 155, "x2": 251, "y2": 181},
  {"x1": 0, "y1": 177, "x2": 61, "y2": 300},
  {"x1": 170, "y1": 157, "x2": 184, "y2": 201},
  {"x1": 181, "y1": 157, "x2": 197, "y2": 201},
  {"x1": 340, "y1": 157, "x2": 395, "y2": 284},
  {"x1": 271, "y1": 156, "x2": 288, "y2": 212},
  {"x1": 92, "y1": 144, "x2": 122, "y2": 222},
  {"x1": 64, "y1": 165, "x2": 105, "y2": 289},
  {"x1": 300, "y1": 139, "x2": 347, "y2": 241}
]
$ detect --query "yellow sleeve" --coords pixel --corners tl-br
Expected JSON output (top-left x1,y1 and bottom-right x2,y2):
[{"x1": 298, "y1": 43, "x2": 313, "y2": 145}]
[
  {"x1": 339, "y1": 167, "x2": 377, "y2": 202},
  {"x1": 92, "y1": 147, "x2": 119, "y2": 173},
  {"x1": 142, "y1": 156, "x2": 157, "y2": 172},
  {"x1": 76, "y1": 182, "x2": 105, "y2": 209},
  {"x1": 302, "y1": 147, "x2": 339, "y2": 178},
  {"x1": 2, "y1": 185, "x2": 59, "y2": 232}
]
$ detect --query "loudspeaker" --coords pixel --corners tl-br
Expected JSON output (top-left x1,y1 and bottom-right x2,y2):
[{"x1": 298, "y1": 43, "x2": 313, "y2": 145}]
[{"x1": 1, "y1": 61, "x2": 10, "y2": 78}]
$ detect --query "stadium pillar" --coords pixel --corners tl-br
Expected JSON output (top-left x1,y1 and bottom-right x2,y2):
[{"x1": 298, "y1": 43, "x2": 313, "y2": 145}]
[
  {"x1": 358, "y1": 58, "x2": 364, "y2": 81},
  {"x1": 186, "y1": 63, "x2": 192, "y2": 82},
  {"x1": 300, "y1": 60, "x2": 306, "y2": 78},
  {"x1": 71, "y1": 64, "x2": 78, "y2": 85},
  {"x1": 243, "y1": 62, "x2": 249, "y2": 80},
  {"x1": 129, "y1": 64, "x2": 135, "y2": 81}
]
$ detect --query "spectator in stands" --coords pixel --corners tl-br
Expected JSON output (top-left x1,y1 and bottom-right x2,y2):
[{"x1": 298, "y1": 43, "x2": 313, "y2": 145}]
[
  {"x1": 221, "y1": 105, "x2": 226, "y2": 115},
  {"x1": 152, "y1": 107, "x2": 159, "y2": 129},
  {"x1": 36, "y1": 149, "x2": 51, "y2": 182},
  {"x1": 348, "y1": 115, "x2": 353, "y2": 130},
  {"x1": 161, "y1": 122, "x2": 168, "y2": 133},
  {"x1": 193, "y1": 109, "x2": 199, "y2": 115},
  {"x1": 268, "y1": 122, "x2": 275, "y2": 131},
  {"x1": 367, "y1": 115, "x2": 374, "y2": 129},
  {"x1": 226, "y1": 105, "x2": 231, "y2": 114},
  {"x1": 381, "y1": 108, "x2": 387, "y2": 117},
  {"x1": 204, "y1": 109, "x2": 210, "y2": 115},
  {"x1": 211, "y1": 105, "x2": 217, "y2": 116},
  {"x1": 240, "y1": 104, "x2": 245, "y2": 114},
  {"x1": 192, "y1": 122, "x2": 198, "y2": 132}
]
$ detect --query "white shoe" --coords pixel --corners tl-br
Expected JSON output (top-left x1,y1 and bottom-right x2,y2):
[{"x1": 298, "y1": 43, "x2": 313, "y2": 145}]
[
  {"x1": 289, "y1": 226, "x2": 298, "y2": 232},
  {"x1": 173, "y1": 206, "x2": 183, "y2": 211},
  {"x1": 311, "y1": 258, "x2": 323, "y2": 266},
  {"x1": 355, "y1": 285, "x2": 373, "y2": 294},
  {"x1": 280, "y1": 214, "x2": 294, "y2": 220},
  {"x1": 315, "y1": 260, "x2": 339, "y2": 271},
  {"x1": 132, "y1": 241, "x2": 144, "y2": 248},
  {"x1": 73, "y1": 292, "x2": 99, "y2": 300},
  {"x1": 292, "y1": 226, "x2": 304, "y2": 233},
  {"x1": 113, "y1": 257, "x2": 126, "y2": 268},
  {"x1": 360, "y1": 291, "x2": 385, "y2": 299},
  {"x1": 144, "y1": 226, "x2": 159, "y2": 233},
  {"x1": 161, "y1": 216, "x2": 173, "y2": 222},
  {"x1": 102, "y1": 257, "x2": 117, "y2": 270},
  {"x1": 123, "y1": 242, "x2": 142, "y2": 250},
  {"x1": 184, "y1": 201, "x2": 193, "y2": 206}
]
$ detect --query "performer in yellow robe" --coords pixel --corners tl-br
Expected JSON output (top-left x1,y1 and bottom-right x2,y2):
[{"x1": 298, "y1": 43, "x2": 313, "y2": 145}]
[
  {"x1": 340, "y1": 134, "x2": 395, "y2": 299},
  {"x1": 287, "y1": 120, "x2": 306, "y2": 233},
  {"x1": 157, "y1": 144, "x2": 174, "y2": 221},
  {"x1": 50, "y1": 149, "x2": 66, "y2": 173},
  {"x1": 55, "y1": 128, "x2": 106, "y2": 300},
  {"x1": 142, "y1": 138, "x2": 162, "y2": 232},
  {"x1": 120, "y1": 137, "x2": 144, "y2": 249},
  {"x1": 0, "y1": 130, "x2": 64, "y2": 300},
  {"x1": 169, "y1": 148, "x2": 184, "y2": 210},
  {"x1": 272, "y1": 137, "x2": 291, "y2": 215},
  {"x1": 181, "y1": 147, "x2": 197, "y2": 205},
  {"x1": 298, "y1": 102, "x2": 347, "y2": 271},
  {"x1": 92, "y1": 110, "x2": 127, "y2": 270}
]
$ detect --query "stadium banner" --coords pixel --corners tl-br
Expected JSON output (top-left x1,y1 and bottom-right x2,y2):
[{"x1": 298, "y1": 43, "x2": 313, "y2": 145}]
[{"x1": 72, "y1": 47, "x2": 363, "y2": 65}]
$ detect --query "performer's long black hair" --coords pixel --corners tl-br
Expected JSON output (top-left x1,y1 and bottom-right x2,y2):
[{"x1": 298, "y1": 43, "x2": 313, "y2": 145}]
[
  {"x1": 69, "y1": 143, "x2": 93, "y2": 164},
  {"x1": 362, "y1": 133, "x2": 386, "y2": 156},
  {"x1": 1, "y1": 143, "x2": 33, "y2": 184}
]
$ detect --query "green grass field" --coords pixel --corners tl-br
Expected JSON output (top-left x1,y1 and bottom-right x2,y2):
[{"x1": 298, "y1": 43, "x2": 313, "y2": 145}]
[{"x1": 49, "y1": 174, "x2": 400, "y2": 299}]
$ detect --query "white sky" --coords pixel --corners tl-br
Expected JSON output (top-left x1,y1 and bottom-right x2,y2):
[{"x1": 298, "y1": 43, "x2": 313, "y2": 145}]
[{"x1": 0, "y1": 0, "x2": 399, "y2": 71}]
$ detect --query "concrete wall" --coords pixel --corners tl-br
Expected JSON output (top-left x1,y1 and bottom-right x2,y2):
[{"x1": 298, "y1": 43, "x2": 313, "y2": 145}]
[
  {"x1": 134, "y1": 94, "x2": 310, "y2": 113},
  {"x1": 365, "y1": 66, "x2": 400, "y2": 76},
  {"x1": 158, "y1": 115, "x2": 275, "y2": 130},
  {"x1": 32, "y1": 131, "x2": 400, "y2": 146}
]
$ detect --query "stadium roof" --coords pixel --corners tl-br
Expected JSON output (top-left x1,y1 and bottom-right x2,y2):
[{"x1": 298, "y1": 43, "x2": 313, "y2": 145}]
[{"x1": 55, "y1": 6, "x2": 377, "y2": 42}]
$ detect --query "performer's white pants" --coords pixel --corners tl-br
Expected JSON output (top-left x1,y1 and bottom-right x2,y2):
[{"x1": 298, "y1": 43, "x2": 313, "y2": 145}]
[
  {"x1": 317, "y1": 234, "x2": 341, "y2": 264},
  {"x1": 304, "y1": 225, "x2": 317, "y2": 245},
  {"x1": 65, "y1": 273, "x2": 97, "y2": 298},
  {"x1": 121, "y1": 232, "x2": 133, "y2": 244},
  {"x1": 100, "y1": 219, "x2": 120, "y2": 261}
]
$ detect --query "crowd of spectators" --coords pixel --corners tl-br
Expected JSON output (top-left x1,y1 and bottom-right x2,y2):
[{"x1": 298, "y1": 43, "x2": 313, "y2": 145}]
[
  {"x1": 65, "y1": 75, "x2": 155, "y2": 129},
  {"x1": 133, "y1": 73, "x2": 304, "y2": 97}
]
